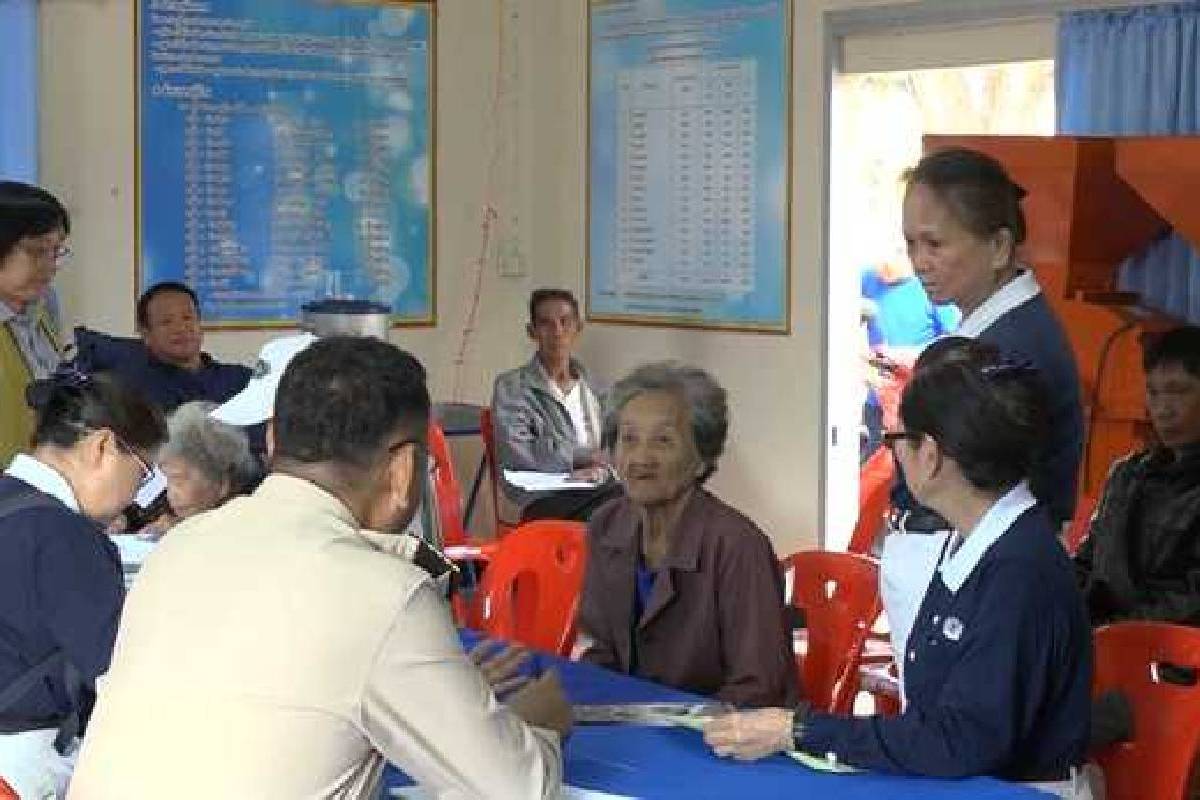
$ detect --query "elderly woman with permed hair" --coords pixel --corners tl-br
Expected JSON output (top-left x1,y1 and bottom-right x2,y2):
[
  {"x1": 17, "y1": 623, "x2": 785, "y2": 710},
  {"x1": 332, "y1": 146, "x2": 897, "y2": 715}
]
[
  {"x1": 155, "y1": 401, "x2": 261, "y2": 528},
  {"x1": 574, "y1": 362, "x2": 797, "y2": 707}
]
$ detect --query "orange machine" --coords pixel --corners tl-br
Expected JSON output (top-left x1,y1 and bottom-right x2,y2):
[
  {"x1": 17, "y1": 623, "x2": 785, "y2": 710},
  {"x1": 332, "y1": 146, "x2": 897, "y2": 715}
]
[{"x1": 924, "y1": 135, "x2": 1195, "y2": 498}]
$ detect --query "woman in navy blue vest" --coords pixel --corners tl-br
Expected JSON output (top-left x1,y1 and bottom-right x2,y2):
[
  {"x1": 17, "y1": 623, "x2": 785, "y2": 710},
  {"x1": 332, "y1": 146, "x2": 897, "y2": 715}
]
[
  {"x1": 0, "y1": 369, "x2": 165, "y2": 797},
  {"x1": 705, "y1": 340, "x2": 1093, "y2": 798},
  {"x1": 892, "y1": 146, "x2": 1083, "y2": 529}
]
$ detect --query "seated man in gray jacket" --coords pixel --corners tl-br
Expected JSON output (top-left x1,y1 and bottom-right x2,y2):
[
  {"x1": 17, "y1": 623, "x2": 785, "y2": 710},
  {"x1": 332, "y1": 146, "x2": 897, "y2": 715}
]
[{"x1": 491, "y1": 289, "x2": 621, "y2": 521}]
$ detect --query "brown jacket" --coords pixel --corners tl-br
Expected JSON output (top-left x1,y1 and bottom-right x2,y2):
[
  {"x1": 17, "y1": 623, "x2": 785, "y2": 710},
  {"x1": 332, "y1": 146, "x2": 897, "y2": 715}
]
[{"x1": 577, "y1": 489, "x2": 798, "y2": 707}]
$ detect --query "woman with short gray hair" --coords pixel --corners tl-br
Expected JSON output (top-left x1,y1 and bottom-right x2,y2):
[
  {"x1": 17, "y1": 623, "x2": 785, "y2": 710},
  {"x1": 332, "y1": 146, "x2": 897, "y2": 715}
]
[
  {"x1": 158, "y1": 401, "x2": 261, "y2": 525},
  {"x1": 577, "y1": 361, "x2": 796, "y2": 707}
]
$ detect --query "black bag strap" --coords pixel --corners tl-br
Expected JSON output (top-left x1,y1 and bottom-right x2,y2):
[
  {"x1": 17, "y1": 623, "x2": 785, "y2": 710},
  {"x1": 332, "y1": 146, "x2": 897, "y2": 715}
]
[
  {"x1": 0, "y1": 650, "x2": 64, "y2": 717},
  {"x1": 0, "y1": 488, "x2": 62, "y2": 527}
]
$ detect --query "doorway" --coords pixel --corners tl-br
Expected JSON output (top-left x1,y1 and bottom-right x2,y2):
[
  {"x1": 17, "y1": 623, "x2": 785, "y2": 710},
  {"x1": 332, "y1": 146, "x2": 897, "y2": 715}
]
[{"x1": 824, "y1": 48, "x2": 1055, "y2": 549}]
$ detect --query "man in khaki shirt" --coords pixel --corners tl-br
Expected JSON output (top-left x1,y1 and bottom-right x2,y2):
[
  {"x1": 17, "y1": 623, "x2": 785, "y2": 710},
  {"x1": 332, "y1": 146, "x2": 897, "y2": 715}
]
[{"x1": 69, "y1": 337, "x2": 567, "y2": 799}]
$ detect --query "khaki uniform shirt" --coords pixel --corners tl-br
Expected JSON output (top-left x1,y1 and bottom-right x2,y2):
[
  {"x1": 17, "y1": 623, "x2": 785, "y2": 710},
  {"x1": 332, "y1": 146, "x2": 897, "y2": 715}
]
[{"x1": 69, "y1": 475, "x2": 561, "y2": 800}]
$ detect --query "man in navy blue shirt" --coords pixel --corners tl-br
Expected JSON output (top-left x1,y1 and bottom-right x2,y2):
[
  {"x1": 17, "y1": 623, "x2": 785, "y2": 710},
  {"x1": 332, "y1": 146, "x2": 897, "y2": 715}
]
[{"x1": 128, "y1": 282, "x2": 251, "y2": 412}]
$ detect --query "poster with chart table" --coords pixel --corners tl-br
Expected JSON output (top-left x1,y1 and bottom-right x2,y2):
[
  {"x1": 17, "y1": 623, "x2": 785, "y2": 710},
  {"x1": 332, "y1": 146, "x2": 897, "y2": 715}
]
[
  {"x1": 588, "y1": 0, "x2": 791, "y2": 332},
  {"x1": 137, "y1": 0, "x2": 434, "y2": 327}
]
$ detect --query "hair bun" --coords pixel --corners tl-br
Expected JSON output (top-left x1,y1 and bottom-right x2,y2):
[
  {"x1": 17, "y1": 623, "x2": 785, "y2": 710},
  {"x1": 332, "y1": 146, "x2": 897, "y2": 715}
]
[
  {"x1": 26, "y1": 364, "x2": 93, "y2": 410},
  {"x1": 25, "y1": 378, "x2": 56, "y2": 411}
]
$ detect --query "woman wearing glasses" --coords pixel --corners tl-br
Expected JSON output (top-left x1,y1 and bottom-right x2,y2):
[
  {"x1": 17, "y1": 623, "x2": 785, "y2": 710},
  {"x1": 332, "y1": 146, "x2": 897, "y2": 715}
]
[
  {"x1": 704, "y1": 340, "x2": 1093, "y2": 799},
  {"x1": 0, "y1": 369, "x2": 165, "y2": 798},
  {"x1": 1, "y1": 181, "x2": 73, "y2": 467}
]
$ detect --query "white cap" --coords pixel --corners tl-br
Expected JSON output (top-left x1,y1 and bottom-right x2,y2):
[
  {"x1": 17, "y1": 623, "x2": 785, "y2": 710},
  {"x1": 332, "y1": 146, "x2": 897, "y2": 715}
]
[{"x1": 211, "y1": 333, "x2": 318, "y2": 426}]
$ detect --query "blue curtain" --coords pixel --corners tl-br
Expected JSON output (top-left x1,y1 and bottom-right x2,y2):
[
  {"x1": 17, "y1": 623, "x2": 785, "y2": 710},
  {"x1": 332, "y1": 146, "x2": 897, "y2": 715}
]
[
  {"x1": 0, "y1": 0, "x2": 38, "y2": 182},
  {"x1": 1057, "y1": 3, "x2": 1200, "y2": 323}
]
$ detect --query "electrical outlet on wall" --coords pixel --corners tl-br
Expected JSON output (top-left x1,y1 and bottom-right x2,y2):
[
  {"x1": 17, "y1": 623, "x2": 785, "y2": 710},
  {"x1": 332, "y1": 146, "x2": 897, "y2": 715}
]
[{"x1": 497, "y1": 235, "x2": 526, "y2": 277}]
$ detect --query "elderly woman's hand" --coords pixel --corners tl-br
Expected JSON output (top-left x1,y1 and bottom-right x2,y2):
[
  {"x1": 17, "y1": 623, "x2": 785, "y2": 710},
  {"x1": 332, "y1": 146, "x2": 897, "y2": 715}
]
[{"x1": 703, "y1": 708, "x2": 794, "y2": 761}]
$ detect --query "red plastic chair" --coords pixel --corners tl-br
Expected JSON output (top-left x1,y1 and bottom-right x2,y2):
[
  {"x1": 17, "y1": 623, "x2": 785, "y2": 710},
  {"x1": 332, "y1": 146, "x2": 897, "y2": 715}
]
[
  {"x1": 479, "y1": 407, "x2": 519, "y2": 539},
  {"x1": 0, "y1": 778, "x2": 16, "y2": 800},
  {"x1": 1092, "y1": 622, "x2": 1200, "y2": 800},
  {"x1": 474, "y1": 519, "x2": 588, "y2": 656},
  {"x1": 784, "y1": 550, "x2": 882, "y2": 714},
  {"x1": 427, "y1": 422, "x2": 497, "y2": 625},
  {"x1": 848, "y1": 447, "x2": 895, "y2": 555},
  {"x1": 428, "y1": 422, "x2": 469, "y2": 548},
  {"x1": 1065, "y1": 492, "x2": 1100, "y2": 556}
]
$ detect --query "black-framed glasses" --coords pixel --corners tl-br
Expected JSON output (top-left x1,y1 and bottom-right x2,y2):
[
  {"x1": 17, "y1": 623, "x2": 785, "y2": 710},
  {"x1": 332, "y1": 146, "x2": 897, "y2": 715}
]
[
  {"x1": 18, "y1": 241, "x2": 72, "y2": 267},
  {"x1": 63, "y1": 422, "x2": 154, "y2": 487},
  {"x1": 882, "y1": 430, "x2": 921, "y2": 451},
  {"x1": 113, "y1": 434, "x2": 155, "y2": 488},
  {"x1": 389, "y1": 438, "x2": 429, "y2": 468}
]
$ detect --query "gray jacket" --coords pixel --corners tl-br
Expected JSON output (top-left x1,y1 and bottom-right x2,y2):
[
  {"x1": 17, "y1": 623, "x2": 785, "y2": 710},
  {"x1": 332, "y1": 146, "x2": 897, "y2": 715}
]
[{"x1": 490, "y1": 357, "x2": 603, "y2": 505}]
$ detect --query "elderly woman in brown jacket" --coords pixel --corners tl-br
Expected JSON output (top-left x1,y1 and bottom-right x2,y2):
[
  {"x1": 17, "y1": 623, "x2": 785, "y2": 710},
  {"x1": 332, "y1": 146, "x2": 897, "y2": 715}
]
[{"x1": 575, "y1": 362, "x2": 797, "y2": 708}]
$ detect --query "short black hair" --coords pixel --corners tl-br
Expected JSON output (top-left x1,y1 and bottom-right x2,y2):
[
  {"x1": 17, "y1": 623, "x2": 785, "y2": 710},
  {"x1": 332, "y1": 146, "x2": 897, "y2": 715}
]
[
  {"x1": 1144, "y1": 326, "x2": 1200, "y2": 379},
  {"x1": 137, "y1": 281, "x2": 200, "y2": 328},
  {"x1": 528, "y1": 288, "x2": 580, "y2": 325},
  {"x1": 0, "y1": 182, "x2": 70, "y2": 262},
  {"x1": 273, "y1": 336, "x2": 430, "y2": 471},
  {"x1": 905, "y1": 147, "x2": 1027, "y2": 251},
  {"x1": 901, "y1": 339, "x2": 1048, "y2": 494},
  {"x1": 27, "y1": 370, "x2": 167, "y2": 453}
]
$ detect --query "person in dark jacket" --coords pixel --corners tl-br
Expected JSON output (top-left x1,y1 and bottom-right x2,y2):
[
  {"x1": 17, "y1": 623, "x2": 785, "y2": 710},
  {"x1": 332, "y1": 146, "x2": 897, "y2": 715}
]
[
  {"x1": 705, "y1": 341, "x2": 1093, "y2": 797},
  {"x1": 0, "y1": 368, "x2": 165, "y2": 797},
  {"x1": 1076, "y1": 325, "x2": 1200, "y2": 627},
  {"x1": 576, "y1": 361, "x2": 797, "y2": 708},
  {"x1": 74, "y1": 283, "x2": 250, "y2": 415}
]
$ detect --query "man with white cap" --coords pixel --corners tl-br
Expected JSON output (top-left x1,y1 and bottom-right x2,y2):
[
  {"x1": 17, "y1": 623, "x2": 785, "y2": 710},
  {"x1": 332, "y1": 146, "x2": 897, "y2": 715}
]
[
  {"x1": 70, "y1": 336, "x2": 568, "y2": 799},
  {"x1": 210, "y1": 332, "x2": 319, "y2": 428}
]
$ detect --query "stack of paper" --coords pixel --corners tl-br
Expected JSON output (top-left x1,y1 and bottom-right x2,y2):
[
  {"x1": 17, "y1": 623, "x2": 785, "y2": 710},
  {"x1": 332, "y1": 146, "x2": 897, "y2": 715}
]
[{"x1": 503, "y1": 470, "x2": 599, "y2": 492}]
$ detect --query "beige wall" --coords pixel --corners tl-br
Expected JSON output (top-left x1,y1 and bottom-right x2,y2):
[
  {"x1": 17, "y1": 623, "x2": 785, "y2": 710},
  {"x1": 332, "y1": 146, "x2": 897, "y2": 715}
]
[{"x1": 38, "y1": 0, "x2": 1088, "y2": 555}]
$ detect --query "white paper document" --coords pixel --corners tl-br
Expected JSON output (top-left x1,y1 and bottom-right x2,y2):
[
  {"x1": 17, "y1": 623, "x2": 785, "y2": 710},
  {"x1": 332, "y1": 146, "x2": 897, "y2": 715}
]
[{"x1": 503, "y1": 470, "x2": 599, "y2": 492}]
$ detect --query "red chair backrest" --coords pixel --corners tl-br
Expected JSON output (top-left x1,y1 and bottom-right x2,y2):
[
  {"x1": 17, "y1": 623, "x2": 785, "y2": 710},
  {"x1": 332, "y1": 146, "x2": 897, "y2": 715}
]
[
  {"x1": 784, "y1": 550, "x2": 882, "y2": 713},
  {"x1": 479, "y1": 407, "x2": 516, "y2": 537},
  {"x1": 427, "y1": 422, "x2": 468, "y2": 548},
  {"x1": 1092, "y1": 622, "x2": 1200, "y2": 800},
  {"x1": 475, "y1": 519, "x2": 588, "y2": 656},
  {"x1": 1065, "y1": 492, "x2": 1100, "y2": 556},
  {"x1": 847, "y1": 447, "x2": 894, "y2": 555}
]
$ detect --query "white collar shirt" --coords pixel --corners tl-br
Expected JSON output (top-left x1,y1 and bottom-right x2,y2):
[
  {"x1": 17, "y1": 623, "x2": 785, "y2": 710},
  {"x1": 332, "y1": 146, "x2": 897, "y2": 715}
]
[
  {"x1": 937, "y1": 481, "x2": 1038, "y2": 594},
  {"x1": 4, "y1": 453, "x2": 81, "y2": 512},
  {"x1": 954, "y1": 268, "x2": 1042, "y2": 339}
]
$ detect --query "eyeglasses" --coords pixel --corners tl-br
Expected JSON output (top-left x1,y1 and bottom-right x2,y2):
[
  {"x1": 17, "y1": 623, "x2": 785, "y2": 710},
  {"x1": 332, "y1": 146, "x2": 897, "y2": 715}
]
[
  {"x1": 114, "y1": 434, "x2": 155, "y2": 489},
  {"x1": 389, "y1": 438, "x2": 429, "y2": 468},
  {"x1": 61, "y1": 421, "x2": 154, "y2": 487},
  {"x1": 882, "y1": 430, "x2": 921, "y2": 451},
  {"x1": 17, "y1": 241, "x2": 72, "y2": 267}
]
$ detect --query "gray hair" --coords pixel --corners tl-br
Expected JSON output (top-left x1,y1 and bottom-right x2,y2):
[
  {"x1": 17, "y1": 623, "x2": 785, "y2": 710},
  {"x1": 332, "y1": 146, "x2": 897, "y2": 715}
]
[
  {"x1": 603, "y1": 361, "x2": 729, "y2": 483},
  {"x1": 161, "y1": 401, "x2": 261, "y2": 492}
]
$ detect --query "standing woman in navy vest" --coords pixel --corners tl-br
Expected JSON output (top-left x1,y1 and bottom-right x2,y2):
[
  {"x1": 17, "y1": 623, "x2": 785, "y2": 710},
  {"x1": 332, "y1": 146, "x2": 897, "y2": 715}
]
[
  {"x1": 899, "y1": 147, "x2": 1083, "y2": 528},
  {"x1": 0, "y1": 370, "x2": 166, "y2": 798},
  {"x1": 880, "y1": 148, "x2": 1085, "y2": 697},
  {"x1": 705, "y1": 341, "x2": 1093, "y2": 798}
]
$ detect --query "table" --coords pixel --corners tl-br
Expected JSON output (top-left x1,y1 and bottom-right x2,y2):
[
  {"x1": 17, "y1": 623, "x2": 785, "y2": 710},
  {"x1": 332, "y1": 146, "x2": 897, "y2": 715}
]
[{"x1": 382, "y1": 642, "x2": 1053, "y2": 799}]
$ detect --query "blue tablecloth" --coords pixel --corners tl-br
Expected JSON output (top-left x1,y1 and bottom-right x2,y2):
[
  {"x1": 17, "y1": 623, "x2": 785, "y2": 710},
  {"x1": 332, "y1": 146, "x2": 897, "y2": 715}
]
[{"x1": 381, "y1": 635, "x2": 1052, "y2": 799}]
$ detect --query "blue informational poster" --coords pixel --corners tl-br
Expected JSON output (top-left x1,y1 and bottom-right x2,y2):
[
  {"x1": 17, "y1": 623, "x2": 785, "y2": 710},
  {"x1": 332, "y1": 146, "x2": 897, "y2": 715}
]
[
  {"x1": 138, "y1": 0, "x2": 434, "y2": 327},
  {"x1": 588, "y1": 0, "x2": 791, "y2": 332}
]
